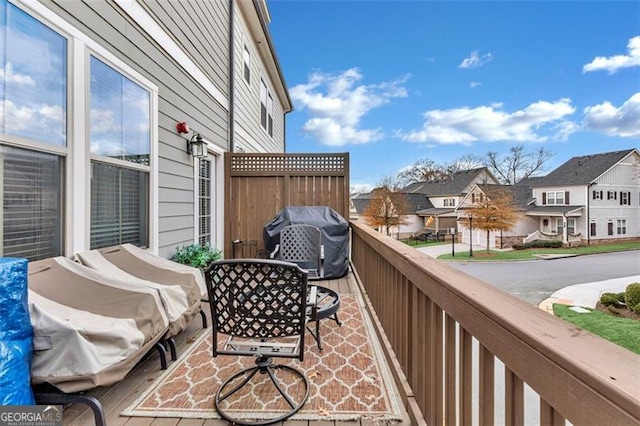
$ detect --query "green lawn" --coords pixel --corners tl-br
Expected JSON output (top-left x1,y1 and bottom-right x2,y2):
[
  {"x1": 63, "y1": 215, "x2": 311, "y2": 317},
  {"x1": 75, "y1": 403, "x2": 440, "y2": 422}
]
[
  {"x1": 403, "y1": 239, "x2": 448, "y2": 248},
  {"x1": 553, "y1": 304, "x2": 640, "y2": 355},
  {"x1": 437, "y1": 241, "x2": 640, "y2": 261}
]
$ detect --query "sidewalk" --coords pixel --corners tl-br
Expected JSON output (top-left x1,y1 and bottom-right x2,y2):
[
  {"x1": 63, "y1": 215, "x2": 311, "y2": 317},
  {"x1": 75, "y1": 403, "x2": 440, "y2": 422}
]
[
  {"x1": 537, "y1": 275, "x2": 640, "y2": 313},
  {"x1": 416, "y1": 243, "x2": 487, "y2": 258}
]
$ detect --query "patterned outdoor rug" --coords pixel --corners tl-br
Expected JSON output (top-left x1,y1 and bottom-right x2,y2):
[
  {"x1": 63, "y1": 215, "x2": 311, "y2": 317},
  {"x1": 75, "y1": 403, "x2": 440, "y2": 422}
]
[{"x1": 122, "y1": 294, "x2": 403, "y2": 422}]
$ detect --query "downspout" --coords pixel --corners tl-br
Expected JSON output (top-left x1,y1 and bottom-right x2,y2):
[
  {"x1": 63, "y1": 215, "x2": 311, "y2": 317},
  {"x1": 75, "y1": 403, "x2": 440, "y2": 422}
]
[{"x1": 228, "y1": 0, "x2": 236, "y2": 153}]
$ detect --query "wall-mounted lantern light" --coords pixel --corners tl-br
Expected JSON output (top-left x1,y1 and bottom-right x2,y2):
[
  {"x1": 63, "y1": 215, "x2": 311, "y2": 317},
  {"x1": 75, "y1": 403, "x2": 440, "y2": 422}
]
[{"x1": 187, "y1": 133, "x2": 208, "y2": 159}]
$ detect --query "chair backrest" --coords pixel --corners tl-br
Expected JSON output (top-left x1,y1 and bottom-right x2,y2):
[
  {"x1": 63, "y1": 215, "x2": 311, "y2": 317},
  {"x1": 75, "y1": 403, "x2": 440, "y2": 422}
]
[
  {"x1": 205, "y1": 259, "x2": 308, "y2": 361},
  {"x1": 279, "y1": 225, "x2": 322, "y2": 278}
]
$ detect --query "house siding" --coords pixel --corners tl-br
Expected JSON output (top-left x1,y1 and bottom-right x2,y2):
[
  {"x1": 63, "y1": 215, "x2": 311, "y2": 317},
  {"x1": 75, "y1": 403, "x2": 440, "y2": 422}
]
[
  {"x1": 590, "y1": 153, "x2": 640, "y2": 241},
  {"x1": 529, "y1": 151, "x2": 640, "y2": 243},
  {"x1": 40, "y1": 0, "x2": 231, "y2": 258},
  {"x1": 233, "y1": 2, "x2": 286, "y2": 153},
  {"x1": 4, "y1": 0, "x2": 287, "y2": 261}
]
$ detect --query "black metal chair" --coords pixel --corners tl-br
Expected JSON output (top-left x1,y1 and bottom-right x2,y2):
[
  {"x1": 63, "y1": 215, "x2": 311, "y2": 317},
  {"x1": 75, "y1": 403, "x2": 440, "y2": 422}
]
[
  {"x1": 270, "y1": 224, "x2": 324, "y2": 280},
  {"x1": 204, "y1": 259, "x2": 310, "y2": 425}
]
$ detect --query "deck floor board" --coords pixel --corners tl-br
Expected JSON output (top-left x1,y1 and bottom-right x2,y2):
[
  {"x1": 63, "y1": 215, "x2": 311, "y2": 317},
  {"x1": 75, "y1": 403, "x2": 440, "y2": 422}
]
[{"x1": 62, "y1": 271, "x2": 411, "y2": 426}]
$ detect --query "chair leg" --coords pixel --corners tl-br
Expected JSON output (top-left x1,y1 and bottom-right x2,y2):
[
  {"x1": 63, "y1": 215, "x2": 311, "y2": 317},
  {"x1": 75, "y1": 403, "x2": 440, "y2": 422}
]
[
  {"x1": 35, "y1": 392, "x2": 106, "y2": 426},
  {"x1": 154, "y1": 342, "x2": 168, "y2": 369},
  {"x1": 199, "y1": 307, "x2": 207, "y2": 328},
  {"x1": 164, "y1": 337, "x2": 177, "y2": 361},
  {"x1": 215, "y1": 357, "x2": 309, "y2": 426},
  {"x1": 333, "y1": 312, "x2": 342, "y2": 327}
]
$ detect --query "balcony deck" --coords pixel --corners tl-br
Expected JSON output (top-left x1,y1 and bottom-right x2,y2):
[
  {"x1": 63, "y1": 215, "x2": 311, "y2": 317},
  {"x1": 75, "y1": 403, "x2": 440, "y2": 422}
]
[{"x1": 61, "y1": 270, "x2": 415, "y2": 426}]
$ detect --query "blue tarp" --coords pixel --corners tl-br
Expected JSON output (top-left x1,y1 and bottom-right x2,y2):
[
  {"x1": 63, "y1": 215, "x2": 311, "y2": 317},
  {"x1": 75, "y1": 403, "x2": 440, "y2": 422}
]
[{"x1": 0, "y1": 257, "x2": 35, "y2": 405}]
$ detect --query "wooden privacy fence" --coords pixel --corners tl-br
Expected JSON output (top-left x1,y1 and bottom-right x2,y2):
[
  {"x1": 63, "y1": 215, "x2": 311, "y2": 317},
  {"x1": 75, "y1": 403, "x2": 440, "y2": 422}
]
[
  {"x1": 223, "y1": 152, "x2": 349, "y2": 257},
  {"x1": 350, "y1": 220, "x2": 640, "y2": 426}
]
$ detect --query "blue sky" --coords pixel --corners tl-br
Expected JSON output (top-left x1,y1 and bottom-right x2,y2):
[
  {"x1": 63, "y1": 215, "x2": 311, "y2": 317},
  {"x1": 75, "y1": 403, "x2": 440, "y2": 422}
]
[{"x1": 268, "y1": 1, "x2": 640, "y2": 191}]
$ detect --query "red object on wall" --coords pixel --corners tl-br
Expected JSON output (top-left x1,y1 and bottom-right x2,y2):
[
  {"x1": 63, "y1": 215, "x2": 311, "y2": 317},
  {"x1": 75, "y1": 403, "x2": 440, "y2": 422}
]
[{"x1": 176, "y1": 122, "x2": 190, "y2": 134}]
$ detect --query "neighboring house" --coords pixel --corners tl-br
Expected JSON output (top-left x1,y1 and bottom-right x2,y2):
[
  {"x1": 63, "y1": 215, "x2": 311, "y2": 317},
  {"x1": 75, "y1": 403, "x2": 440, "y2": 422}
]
[
  {"x1": 526, "y1": 148, "x2": 640, "y2": 245},
  {"x1": 0, "y1": 0, "x2": 291, "y2": 261},
  {"x1": 457, "y1": 181, "x2": 538, "y2": 248},
  {"x1": 409, "y1": 167, "x2": 500, "y2": 234},
  {"x1": 350, "y1": 191, "x2": 432, "y2": 238},
  {"x1": 455, "y1": 149, "x2": 640, "y2": 248}
]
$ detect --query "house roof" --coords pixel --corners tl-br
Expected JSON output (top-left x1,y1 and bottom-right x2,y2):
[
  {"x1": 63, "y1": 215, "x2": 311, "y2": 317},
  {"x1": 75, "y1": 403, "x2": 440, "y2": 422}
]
[
  {"x1": 416, "y1": 207, "x2": 455, "y2": 216},
  {"x1": 351, "y1": 192, "x2": 433, "y2": 215},
  {"x1": 402, "y1": 167, "x2": 495, "y2": 196},
  {"x1": 403, "y1": 193, "x2": 434, "y2": 214},
  {"x1": 526, "y1": 205, "x2": 584, "y2": 216},
  {"x1": 534, "y1": 149, "x2": 637, "y2": 187},
  {"x1": 351, "y1": 194, "x2": 372, "y2": 214},
  {"x1": 476, "y1": 183, "x2": 533, "y2": 210}
]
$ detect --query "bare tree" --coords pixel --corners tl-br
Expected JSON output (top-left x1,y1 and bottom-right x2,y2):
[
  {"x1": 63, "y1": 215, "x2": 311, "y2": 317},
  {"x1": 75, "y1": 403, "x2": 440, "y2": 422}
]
[
  {"x1": 397, "y1": 159, "x2": 448, "y2": 185},
  {"x1": 485, "y1": 146, "x2": 554, "y2": 185},
  {"x1": 462, "y1": 187, "x2": 519, "y2": 253},
  {"x1": 398, "y1": 154, "x2": 483, "y2": 185},
  {"x1": 362, "y1": 176, "x2": 410, "y2": 236}
]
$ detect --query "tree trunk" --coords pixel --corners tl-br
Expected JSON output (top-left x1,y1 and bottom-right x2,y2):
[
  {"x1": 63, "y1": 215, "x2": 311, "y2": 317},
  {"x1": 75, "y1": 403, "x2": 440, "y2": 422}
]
[{"x1": 486, "y1": 230, "x2": 490, "y2": 253}]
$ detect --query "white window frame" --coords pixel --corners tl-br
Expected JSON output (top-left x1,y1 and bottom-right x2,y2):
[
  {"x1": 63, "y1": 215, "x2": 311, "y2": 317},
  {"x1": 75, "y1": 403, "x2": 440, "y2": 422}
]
[
  {"x1": 567, "y1": 218, "x2": 576, "y2": 235},
  {"x1": 607, "y1": 190, "x2": 617, "y2": 200},
  {"x1": 12, "y1": 0, "x2": 159, "y2": 255},
  {"x1": 259, "y1": 78, "x2": 273, "y2": 138},
  {"x1": 193, "y1": 142, "x2": 224, "y2": 251},
  {"x1": 620, "y1": 191, "x2": 630, "y2": 205},
  {"x1": 555, "y1": 218, "x2": 564, "y2": 234},
  {"x1": 243, "y1": 44, "x2": 251, "y2": 84},
  {"x1": 616, "y1": 219, "x2": 627, "y2": 235},
  {"x1": 546, "y1": 191, "x2": 564, "y2": 205},
  {"x1": 593, "y1": 190, "x2": 602, "y2": 200}
]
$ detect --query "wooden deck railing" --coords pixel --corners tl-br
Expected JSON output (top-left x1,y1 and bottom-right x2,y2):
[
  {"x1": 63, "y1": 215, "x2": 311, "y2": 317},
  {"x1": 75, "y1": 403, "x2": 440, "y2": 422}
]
[{"x1": 350, "y1": 220, "x2": 640, "y2": 425}]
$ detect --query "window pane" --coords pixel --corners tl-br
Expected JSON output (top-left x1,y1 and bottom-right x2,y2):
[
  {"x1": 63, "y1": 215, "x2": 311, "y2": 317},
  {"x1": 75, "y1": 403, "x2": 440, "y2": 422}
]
[
  {"x1": 90, "y1": 56, "x2": 150, "y2": 165},
  {"x1": 90, "y1": 161, "x2": 148, "y2": 249},
  {"x1": 1, "y1": 144, "x2": 64, "y2": 260},
  {"x1": 0, "y1": 0, "x2": 67, "y2": 146}
]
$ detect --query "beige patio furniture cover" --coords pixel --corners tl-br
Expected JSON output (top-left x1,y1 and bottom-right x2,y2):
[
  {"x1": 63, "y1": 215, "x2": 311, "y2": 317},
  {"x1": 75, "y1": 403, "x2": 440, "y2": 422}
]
[
  {"x1": 28, "y1": 257, "x2": 169, "y2": 393},
  {"x1": 74, "y1": 244, "x2": 206, "y2": 337}
]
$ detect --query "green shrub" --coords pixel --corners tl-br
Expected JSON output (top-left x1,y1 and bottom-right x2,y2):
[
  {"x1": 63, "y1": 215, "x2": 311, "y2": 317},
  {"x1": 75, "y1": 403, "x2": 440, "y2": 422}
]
[
  {"x1": 513, "y1": 240, "x2": 563, "y2": 250},
  {"x1": 600, "y1": 293, "x2": 618, "y2": 306},
  {"x1": 173, "y1": 243, "x2": 222, "y2": 269},
  {"x1": 633, "y1": 303, "x2": 640, "y2": 316},
  {"x1": 624, "y1": 283, "x2": 640, "y2": 309},
  {"x1": 615, "y1": 292, "x2": 627, "y2": 303}
]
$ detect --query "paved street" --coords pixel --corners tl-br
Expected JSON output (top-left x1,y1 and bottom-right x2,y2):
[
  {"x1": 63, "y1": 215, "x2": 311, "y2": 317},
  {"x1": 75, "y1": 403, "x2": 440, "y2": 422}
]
[{"x1": 419, "y1": 245, "x2": 640, "y2": 305}]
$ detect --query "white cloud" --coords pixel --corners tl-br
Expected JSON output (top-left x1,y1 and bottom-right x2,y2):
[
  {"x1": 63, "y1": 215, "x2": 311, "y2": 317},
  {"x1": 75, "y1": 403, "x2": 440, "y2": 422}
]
[
  {"x1": 350, "y1": 183, "x2": 374, "y2": 195},
  {"x1": 290, "y1": 68, "x2": 409, "y2": 146},
  {"x1": 0, "y1": 100, "x2": 66, "y2": 146},
  {"x1": 470, "y1": 81, "x2": 482, "y2": 88},
  {"x1": 583, "y1": 92, "x2": 640, "y2": 137},
  {"x1": 397, "y1": 99, "x2": 577, "y2": 144},
  {"x1": 90, "y1": 108, "x2": 121, "y2": 134},
  {"x1": 0, "y1": 63, "x2": 35, "y2": 86},
  {"x1": 459, "y1": 50, "x2": 493, "y2": 69},
  {"x1": 583, "y1": 36, "x2": 640, "y2": 74}
]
